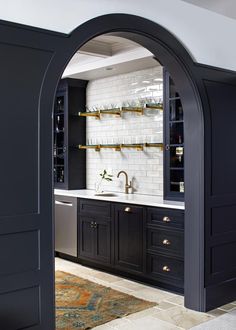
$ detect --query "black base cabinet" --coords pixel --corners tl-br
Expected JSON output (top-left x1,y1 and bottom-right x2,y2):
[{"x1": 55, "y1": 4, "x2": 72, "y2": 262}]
[
  {"x1": 146, "y1": 207, "x2": 184, "y2": 290},
  {"x1": 79, "y1": 215, "x2": 111, "y2": 264},
  {"x1": 114, "y1": 204, "x2": 143, "y2": 274},
  {"x1": 76, "y1": 198, "x2": 184, "y2": 294},
  {"x1": 78, "y1": 199, "x2": 111, "y2": 266}
]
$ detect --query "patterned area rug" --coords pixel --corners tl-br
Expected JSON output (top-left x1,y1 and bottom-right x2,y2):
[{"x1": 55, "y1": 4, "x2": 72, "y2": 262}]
[{"x1": 56, "y1": 270, "x2": 157, "y2": 330}]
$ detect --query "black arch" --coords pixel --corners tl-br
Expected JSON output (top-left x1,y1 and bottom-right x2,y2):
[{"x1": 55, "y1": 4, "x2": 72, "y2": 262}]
[{"x1": 42, "y1": 14, "x2": 205, "y2": 311}]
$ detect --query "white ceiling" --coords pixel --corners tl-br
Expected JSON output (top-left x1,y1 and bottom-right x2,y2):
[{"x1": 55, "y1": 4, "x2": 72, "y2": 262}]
[
  {"x1": 63, "y1": 35, "x2": 160, "y2": 80},
  {"x1": 181, "y1": 0, "x2": 236, "y2": 20},
  {"x1": 1, "y1": 1, "x2": 236, "y2": 71}
]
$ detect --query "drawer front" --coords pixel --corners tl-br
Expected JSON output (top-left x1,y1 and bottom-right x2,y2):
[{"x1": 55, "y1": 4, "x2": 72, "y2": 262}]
[
  {"x1": 147, "y1": 228, "x2": 184, "y2": 257},
  {"x1": 79, "y1": 199, "x2": 111, "y2": 217},
  {"x1": 147, "y1": 253, "x2": 184, "y2": 287},
  {"x1": 147, "y1": 207, "x2": 184, "y2": 230}
]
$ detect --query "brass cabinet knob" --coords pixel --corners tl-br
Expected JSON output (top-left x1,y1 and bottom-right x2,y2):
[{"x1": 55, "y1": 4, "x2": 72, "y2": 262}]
[
  {"x1": 162, "y1": 239, "x2": 171, "y2": 245},
  {"x1": 163, "y1": 216, "x2": 171, "y2": 223},
  {"x1": 124, "y1": 207, "x2": 131, "y2": 212},
  {"x1": 162, "y1": 265, "x2": 170, "y2": 272}
]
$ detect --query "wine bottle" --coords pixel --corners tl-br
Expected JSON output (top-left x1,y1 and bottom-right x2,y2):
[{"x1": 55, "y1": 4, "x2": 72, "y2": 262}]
[
  {"x1": 178, "y1": 106, "x2": 183, "y2": 121},
  {"x1": 176, "y1": 147, "x2": 184, "y2": 162},
  {"x1": 179, "y1": 182, "x2": 184, "y2": 193}
]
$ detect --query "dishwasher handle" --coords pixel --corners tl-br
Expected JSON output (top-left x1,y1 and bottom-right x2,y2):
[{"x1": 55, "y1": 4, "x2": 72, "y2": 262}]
[{"x1": 55, "y1": 200, "x2": 73, "y2": 207}]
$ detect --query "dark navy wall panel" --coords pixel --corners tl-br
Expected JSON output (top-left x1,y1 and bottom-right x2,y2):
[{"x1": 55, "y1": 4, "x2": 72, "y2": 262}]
[
  {"x1": 0, "y1": 230, "x2": 39, "y2": 275},
  {"x1": 211, "y1": 205, "x2": 236, "y2": 235},
  {"x1": 200, "y1": 68, "x2": 236, "y2": 309},
  {"x1": 0, "y1": 44, "x2": 52, "y2": 216},
  {"x1": 0, "y1": 14, "x2": 235, "y2": 328},
  {"x1": 205, "y1": 80, "x2": 236, "y2": 195},
  {"x1": 0, "y1": 286, "x2": 40, "y2": 329},
  {"x1": 0, "y1": 21, "x2": 64, "y2": 329}
]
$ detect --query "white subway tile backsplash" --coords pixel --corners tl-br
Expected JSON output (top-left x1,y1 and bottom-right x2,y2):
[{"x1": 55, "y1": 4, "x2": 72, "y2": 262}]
[{"x1": 86, "y1": 66, "x2": 163, "y2": 196}]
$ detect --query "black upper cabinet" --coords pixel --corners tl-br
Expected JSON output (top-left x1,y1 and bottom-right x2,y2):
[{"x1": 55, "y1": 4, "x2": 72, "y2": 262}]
[
  {"x1": 114, "y1": 204, "x2": 144, "y2": 273},
  {"x1": 53, "y1": 78, "x2": 87, "y2": 189},
  {"x1": 164, "y1": 70, "x2": 185, "y2": 201}
]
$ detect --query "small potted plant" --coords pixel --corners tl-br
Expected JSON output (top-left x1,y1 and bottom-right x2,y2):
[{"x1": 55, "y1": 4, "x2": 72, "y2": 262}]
[{"x1": 95, "y1": 169, "x2": 113, "y2": 195}]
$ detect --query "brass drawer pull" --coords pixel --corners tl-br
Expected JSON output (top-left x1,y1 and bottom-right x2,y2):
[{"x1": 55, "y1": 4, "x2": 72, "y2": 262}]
[
  {"x1": 163, "y1": 265, "x2": 170, "y2": 272},
  {"x1": 124, "y1": 207, "x2": 131, "y2": 212},
  {"x1": 163, "y1": 216, "x2": 171, "y2": 223},
  {"x1": 162, "y1": 239, "x2": 171, "y2": 245}
]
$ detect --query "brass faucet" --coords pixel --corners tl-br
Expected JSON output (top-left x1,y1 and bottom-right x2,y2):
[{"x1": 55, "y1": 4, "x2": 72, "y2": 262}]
[{"x1": 117, "y1": 170, "x2": 132, "y2": 194}]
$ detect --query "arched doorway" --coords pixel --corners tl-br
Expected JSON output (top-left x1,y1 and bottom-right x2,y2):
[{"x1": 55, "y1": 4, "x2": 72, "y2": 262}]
[{"x1": 42, "y1": 14, "x2": 205, "y2": 311}]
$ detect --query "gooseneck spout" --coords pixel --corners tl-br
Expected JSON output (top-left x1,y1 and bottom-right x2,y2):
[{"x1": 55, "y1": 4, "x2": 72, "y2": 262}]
[{"x1": 117, "y1": 170, "x2": 132, "y2": 194}]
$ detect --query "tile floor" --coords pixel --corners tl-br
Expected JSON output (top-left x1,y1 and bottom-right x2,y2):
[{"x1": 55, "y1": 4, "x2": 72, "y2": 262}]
[{"x1": 55, "y1": 258, "x2": 236, "y2": 330}]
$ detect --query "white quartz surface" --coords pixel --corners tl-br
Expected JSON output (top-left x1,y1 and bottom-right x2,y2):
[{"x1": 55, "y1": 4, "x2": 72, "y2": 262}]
[{"x1": 54, "y1": 189, "x2": 185, "y2": 210}]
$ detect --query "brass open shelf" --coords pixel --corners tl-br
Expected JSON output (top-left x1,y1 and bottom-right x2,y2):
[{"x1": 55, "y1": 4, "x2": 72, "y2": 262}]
[
  {"x1": 78, "y1": 143, "x2": 163, "y2": 152},
  {"x1": 121, "y1": 107, "x2": 144, "y2": 115},
  {"x1": 78, "y1": 144, "x2": 101, "y2": 151},
  {"x1": 101, "y1": 109, "x2": 122, "y2": 116},
  {"x1": 78, "y1": 112, "x2": 101, "y2": 119},
  {"x1": 144, "y1": 143, "x2": 164, "y2": 149},
  {"x1": 145, "y1": 103, "x2": 163, "y2": 110},
  {"x1": 78, "y1": 104, "x2": 163, "y2": 119}
]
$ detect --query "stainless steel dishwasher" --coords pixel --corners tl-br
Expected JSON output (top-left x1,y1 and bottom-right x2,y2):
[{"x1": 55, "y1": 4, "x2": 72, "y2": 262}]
[{"x1": 55, "y1": 195, "x2": 77, "y2": 257}]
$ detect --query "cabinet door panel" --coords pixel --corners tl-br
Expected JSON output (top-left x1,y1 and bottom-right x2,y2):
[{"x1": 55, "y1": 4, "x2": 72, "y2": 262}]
[
  {"x1": 79, "y1": 216, "x2": 94, "y2": 259},
  {"x1": 114, "y1": 204, "x2": 143, "y2": 273},
  {"x1": 94, "y1": 218, "x2": 111, "y2": 264}
]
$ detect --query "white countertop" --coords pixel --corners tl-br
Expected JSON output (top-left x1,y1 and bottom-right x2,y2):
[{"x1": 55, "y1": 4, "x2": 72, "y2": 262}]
[{"x1": 54, "y1": 189, "x2": 185, "y2": 210}]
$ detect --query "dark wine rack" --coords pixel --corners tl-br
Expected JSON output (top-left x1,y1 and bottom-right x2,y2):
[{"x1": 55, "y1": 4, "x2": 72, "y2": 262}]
[
  {"x1": 53, "y1": 78, "x2": 87, "y2": 189},
  {"x1": 164, "y1": 70, "x2": 184, "y2": 201}
]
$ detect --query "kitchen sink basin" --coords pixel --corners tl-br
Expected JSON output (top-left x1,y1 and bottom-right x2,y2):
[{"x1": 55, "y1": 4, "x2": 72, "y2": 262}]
[{"x1": 94, "y1": 192, "x2": 117, "y2": 197}]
